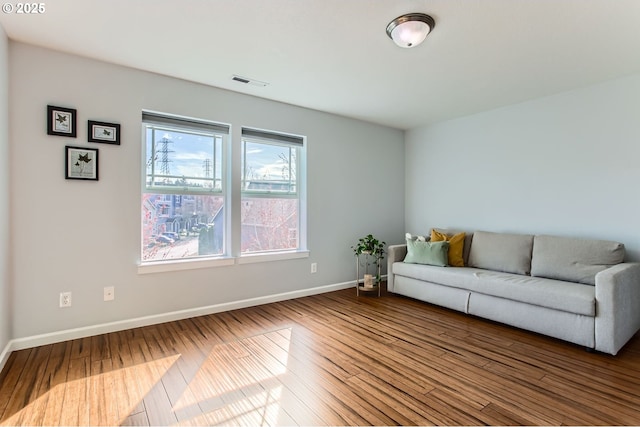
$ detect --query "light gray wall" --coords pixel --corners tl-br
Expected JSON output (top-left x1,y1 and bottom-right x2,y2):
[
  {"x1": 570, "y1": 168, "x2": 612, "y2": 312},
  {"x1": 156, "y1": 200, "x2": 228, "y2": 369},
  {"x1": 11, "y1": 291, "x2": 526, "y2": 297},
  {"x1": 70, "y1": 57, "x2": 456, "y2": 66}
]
[
  {"x1": 0, "y1": 24, "x2": 11, "y2": 352},
  {"x1": 9, "y1": 42, "x2": 404, "y2": 339},
  {"x1": 405, "y1": 73, "x2": 640, "y2": 261}
]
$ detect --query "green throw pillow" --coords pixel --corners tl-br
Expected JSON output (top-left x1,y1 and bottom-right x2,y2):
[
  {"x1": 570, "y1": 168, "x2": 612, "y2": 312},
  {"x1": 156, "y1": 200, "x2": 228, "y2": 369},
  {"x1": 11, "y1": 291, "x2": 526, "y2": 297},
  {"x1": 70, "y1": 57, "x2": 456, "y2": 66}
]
[{"x1": 404, "y1": 239, "x2": 449, "y2": 267}]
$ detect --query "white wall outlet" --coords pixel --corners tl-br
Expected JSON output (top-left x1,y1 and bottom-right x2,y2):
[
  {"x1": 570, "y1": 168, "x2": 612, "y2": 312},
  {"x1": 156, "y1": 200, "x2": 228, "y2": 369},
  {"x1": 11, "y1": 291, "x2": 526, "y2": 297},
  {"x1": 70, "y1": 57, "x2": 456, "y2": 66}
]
[
  {"x1": 311, "y1": 262, "x2": 317, "y2": 274},
  {"x1": 59, "y1": 292, "x2": 72, "y2": 308},
  {"x1": 104, "y1": 286, "x2": 114, "y2": 301}
]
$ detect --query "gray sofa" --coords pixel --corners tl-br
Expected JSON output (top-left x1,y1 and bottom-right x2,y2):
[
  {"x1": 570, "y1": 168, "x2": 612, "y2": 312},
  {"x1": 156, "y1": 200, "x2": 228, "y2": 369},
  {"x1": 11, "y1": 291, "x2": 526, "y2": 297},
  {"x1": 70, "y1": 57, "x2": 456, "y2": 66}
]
[{"x1": 387, "y1": 230, "x2": 640, "y2": 355}]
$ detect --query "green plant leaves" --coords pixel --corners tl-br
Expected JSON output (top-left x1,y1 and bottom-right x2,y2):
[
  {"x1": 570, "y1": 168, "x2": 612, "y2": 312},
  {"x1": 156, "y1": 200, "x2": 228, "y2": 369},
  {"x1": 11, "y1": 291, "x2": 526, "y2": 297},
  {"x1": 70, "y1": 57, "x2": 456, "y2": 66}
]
[{"x1": 351, "y1": 234, "x2": 386, "y2": 259}]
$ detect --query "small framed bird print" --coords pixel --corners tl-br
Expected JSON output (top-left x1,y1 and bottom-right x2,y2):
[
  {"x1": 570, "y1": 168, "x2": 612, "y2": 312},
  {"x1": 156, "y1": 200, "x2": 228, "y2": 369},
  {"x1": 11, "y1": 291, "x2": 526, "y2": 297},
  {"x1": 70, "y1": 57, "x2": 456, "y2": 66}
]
[
  {"x1": 65, "y1": 146, "x2": 99, "y2": 181},
  {"x1": 47, "y1": 105, "x2": 77, "y2": 137},
  {"x1": 88, "y1": 120, "x2": 120, "y2": 145}
]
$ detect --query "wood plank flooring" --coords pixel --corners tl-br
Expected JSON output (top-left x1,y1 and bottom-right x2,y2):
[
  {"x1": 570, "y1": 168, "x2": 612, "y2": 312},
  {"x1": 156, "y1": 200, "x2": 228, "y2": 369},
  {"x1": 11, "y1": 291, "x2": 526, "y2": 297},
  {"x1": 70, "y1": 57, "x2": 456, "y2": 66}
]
[{"x1": 1, "y1": 287, "x2": 640, "y2": 426}]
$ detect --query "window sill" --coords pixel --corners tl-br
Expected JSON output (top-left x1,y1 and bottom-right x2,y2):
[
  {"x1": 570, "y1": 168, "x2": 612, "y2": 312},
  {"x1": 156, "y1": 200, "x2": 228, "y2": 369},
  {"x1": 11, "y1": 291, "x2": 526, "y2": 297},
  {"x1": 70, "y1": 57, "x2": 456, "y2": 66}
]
[
  {"x1": 236, "y1": 250, "x2": 310, "y2": 264},
  {"x1": 137, "y1": 250, "x2": 310, "y2": 274},
  {"x1": 138, "y1": 256, "x2": 235, "y2": 274}
]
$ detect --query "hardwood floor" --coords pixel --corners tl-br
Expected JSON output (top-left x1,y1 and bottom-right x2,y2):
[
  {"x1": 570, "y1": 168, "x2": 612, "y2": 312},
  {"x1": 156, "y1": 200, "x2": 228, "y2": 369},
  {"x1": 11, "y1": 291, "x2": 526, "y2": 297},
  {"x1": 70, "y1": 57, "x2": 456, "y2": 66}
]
[{"x1": 1, "y1": 287, "x2": 640, "y2": 426}]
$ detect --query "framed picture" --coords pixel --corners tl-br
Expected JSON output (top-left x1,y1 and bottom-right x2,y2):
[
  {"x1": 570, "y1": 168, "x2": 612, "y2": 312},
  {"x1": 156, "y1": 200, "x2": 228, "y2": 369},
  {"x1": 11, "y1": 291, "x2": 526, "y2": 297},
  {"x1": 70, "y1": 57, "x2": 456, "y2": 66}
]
[
  {"x1": 47, "y1": 105, "x2": 77, "y2": 137},
  {"x1": 88, "y1": 120, "x2": 121, "y2": 145},
  {"x1": 65, "y1": 146, "x2": 99, "y2": 181}
]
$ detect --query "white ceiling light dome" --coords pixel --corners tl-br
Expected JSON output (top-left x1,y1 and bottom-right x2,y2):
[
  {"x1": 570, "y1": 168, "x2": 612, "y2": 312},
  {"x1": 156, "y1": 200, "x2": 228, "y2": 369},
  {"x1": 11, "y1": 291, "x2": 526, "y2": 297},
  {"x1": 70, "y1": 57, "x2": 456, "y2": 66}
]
[{"x1": 386, "y1": 13, "x2": 436, "y2": 48}]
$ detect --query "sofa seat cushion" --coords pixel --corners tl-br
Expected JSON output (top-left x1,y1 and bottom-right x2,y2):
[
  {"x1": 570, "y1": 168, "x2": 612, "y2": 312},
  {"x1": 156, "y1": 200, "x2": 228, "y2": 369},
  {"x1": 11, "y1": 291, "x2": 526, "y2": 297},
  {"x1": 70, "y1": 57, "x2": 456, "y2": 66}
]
[
  {"x1": 531, "y1": 235, "x2": 625, "y2": 285},
  {"x1": 393, "y1": 262, "x2": 479, "y2": 289},
  {"x1": 471, "y1": 271, "x2": 595, "y2": 316},
  {"x1": 392, "y1": 263, "x2": 595, "y2": 316}
]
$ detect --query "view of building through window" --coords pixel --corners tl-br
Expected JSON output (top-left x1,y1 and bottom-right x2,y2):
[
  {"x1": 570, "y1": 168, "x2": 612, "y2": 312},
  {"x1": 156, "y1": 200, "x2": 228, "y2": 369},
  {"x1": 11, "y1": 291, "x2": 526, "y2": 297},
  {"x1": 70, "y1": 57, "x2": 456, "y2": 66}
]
[
  {"x1": 241, "y1": 198, "x2": 298, "y2": 252},
  {"x1": 142, "y1": 193, "x2": 224, "y2": 261}
]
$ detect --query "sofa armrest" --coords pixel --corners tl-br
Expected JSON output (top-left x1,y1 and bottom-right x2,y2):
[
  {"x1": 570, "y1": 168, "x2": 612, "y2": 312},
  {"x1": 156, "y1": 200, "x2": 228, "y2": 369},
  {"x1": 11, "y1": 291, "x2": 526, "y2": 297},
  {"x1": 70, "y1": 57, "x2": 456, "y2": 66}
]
[
  {"x1": 387, "y1": 244, "x2": 407, "y2": 292},
  {"x1": 595, "y1": 262, "x2": 640, "y2": 355}
]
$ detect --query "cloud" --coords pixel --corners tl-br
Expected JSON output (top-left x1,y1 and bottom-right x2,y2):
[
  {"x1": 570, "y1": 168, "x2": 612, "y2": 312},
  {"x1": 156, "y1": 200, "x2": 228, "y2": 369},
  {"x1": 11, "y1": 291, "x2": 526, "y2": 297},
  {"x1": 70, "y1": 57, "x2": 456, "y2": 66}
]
[{"x1": 173, "y1": 151, "x2": 211, "y2": 161}]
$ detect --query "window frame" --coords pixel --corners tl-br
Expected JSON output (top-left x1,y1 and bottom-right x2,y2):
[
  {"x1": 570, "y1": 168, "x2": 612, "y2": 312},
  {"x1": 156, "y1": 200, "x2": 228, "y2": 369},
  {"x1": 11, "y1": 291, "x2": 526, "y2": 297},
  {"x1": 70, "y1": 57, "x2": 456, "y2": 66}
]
[
  {"x1": 137, "y1": 115, "x2": 309, "y2": 273},
  {"x1": 240, "y1": 127, "x2": 307, "y2": 256},
  {"x1": 140, "y1": 111, "x2": 230, "y2": 267}
]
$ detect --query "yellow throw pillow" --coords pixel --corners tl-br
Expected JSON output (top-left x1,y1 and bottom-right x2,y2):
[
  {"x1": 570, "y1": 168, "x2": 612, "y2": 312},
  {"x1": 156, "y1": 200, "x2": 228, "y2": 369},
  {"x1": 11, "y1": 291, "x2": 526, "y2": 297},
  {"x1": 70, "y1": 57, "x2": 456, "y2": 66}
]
[{"x1": 431, "y1": 230, "x2": 466, "y2": 267}]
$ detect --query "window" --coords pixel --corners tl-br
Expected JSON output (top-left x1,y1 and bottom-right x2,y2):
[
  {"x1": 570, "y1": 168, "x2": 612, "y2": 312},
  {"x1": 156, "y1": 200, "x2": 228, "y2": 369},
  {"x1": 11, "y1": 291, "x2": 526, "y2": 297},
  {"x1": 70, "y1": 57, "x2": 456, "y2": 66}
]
[
  {"x1": 142, "y1": 112, "x2": 228, "y2": 263},
  {"x1": 140, "y1": 113, "x2": 307, "y2": 269},
  {"x1": 241, "y1": 128, "x2": 305, "y2": 254}
]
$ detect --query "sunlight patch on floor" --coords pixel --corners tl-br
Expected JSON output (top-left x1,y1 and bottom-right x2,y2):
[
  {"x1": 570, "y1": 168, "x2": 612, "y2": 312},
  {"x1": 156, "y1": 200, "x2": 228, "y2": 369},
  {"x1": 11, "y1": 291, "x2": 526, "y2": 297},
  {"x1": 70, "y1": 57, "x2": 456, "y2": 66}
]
[
  {"x1": 0, "y1": 354, "x2": 180, "y2": 426},
  {"x1": 173, "y1": 327, "x2": 292, "y2": 426}
]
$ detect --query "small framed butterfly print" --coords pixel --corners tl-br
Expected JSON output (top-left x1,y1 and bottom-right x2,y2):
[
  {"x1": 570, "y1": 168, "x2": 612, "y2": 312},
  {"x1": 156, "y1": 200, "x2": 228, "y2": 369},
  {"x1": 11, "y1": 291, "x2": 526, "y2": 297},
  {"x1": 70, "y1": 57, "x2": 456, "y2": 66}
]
[
  {"x1": 47, "y1": 105, "x2": 77, "y2": 137},
  {"x1": 88, "y1": 120, "x2": 120, "y2": 145},
  {"x1": 65, "y1": 146, "x2": 99, "y2": 181}
]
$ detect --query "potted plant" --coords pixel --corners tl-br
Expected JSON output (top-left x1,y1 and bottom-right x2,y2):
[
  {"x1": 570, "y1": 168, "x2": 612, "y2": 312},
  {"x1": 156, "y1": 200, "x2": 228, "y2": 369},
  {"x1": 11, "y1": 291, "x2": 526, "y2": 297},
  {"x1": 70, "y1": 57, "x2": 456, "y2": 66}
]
[
  {"x1": 352, "y1": 234, "x2": 386, "y2": 286},
  {"x1": 351, "y1": 234, "x2": 386, "y2": 259}
]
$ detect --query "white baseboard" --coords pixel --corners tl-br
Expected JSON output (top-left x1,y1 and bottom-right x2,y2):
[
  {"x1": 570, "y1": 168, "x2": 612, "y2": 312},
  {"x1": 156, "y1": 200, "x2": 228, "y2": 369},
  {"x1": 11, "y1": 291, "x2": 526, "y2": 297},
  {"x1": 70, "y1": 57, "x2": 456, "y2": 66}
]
[
  {"x1": 0, "y1": 340, "x2": 12, "y2": 374},
  {"x1": 5, "y1": 280, "x2": 356, "y2": 356}
]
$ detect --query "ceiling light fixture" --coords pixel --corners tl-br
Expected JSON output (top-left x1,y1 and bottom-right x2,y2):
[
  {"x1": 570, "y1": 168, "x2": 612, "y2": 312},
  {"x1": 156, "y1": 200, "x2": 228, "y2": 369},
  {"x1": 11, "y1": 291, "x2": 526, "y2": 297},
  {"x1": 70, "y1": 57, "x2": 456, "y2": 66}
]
[{"x1": 386, "y1": 13, "x2": 435, "y2": 48}]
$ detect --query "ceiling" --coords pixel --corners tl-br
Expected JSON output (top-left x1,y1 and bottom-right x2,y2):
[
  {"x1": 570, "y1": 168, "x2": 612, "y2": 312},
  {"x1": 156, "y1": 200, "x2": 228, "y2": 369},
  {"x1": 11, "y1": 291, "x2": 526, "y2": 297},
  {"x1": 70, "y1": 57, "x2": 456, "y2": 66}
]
[{"x1": 1, "y1": 0, "x2": 640, "y2": 130}]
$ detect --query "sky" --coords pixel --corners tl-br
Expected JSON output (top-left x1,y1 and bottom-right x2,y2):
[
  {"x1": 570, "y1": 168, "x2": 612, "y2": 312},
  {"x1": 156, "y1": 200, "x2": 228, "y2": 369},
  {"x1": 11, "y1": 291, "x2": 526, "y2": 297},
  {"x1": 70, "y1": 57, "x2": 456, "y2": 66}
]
[{"x1": 145, "y1": 126, "x2": 295, "y2": 185}]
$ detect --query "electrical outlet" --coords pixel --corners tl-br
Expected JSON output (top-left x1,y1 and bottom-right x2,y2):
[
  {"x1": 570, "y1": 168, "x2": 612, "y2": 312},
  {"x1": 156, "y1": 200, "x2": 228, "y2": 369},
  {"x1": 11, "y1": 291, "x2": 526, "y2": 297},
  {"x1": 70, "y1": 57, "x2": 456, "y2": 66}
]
[
  {"x1": 311, "y1": 262, "x2": 317, "y2": 274},
  {"x1": 104, "y1": 286, "x2": 114, "y2": 302},
  {"x1": 59, "y1": 292, "x2": 72, "y2": 308}
]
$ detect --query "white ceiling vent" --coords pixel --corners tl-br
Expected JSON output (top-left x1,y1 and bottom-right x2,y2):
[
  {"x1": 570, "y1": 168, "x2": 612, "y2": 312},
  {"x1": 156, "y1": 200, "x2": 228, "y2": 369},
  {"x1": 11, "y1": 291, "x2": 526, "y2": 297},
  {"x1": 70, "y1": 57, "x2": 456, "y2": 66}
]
[{"x1": 231, "y1": 75, "x2": 269, "y2": 87}]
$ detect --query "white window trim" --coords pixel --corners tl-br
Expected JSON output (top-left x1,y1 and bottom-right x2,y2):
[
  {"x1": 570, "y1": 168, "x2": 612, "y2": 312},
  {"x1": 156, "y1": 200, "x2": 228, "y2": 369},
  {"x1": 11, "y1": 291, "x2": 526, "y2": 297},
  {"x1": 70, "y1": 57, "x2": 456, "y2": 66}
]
[
  {"x1": 138, "y1": 256, "x2": 235, "y2": 275},
  {"x1": 139, "y1": 115, "x2": 308, "y2": 272},
  {"x1": 236, "y1": 250, "x2": 310, "y2": 265},
  {"x1": 141, "y1": 111, "x2": 230, "y2": 266},
  {"x1": 240, "y1": 126, "x2": 307, "y2": 257},
  {"x1": 137, "y1": 250, "x2": 309, "y2": 274}
]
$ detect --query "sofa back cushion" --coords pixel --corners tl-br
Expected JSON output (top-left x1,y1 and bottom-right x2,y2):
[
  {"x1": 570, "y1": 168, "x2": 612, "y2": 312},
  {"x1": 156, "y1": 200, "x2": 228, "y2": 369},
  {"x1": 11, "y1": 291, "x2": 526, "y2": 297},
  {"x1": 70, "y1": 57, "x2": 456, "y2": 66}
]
[
  {"x1": 531, "y1": 235, "x2": 625, "y2": 285},
  {"x1": 468, "y1": 231, "x2": 534, "y2": 275}
]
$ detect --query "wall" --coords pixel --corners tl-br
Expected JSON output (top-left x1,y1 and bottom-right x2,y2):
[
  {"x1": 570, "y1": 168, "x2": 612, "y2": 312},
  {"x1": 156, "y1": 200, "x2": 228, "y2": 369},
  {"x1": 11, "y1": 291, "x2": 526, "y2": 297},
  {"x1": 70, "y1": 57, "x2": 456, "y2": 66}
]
[
  {"x1": 405, "y1": 73, "x2": 640, "y2": 261},
  {"x1": 0, "y1": 24, "x2": 11, "y2": 359},
  {"x1": 9, "y1": 42, "x2": 405, "y2": 340}
]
